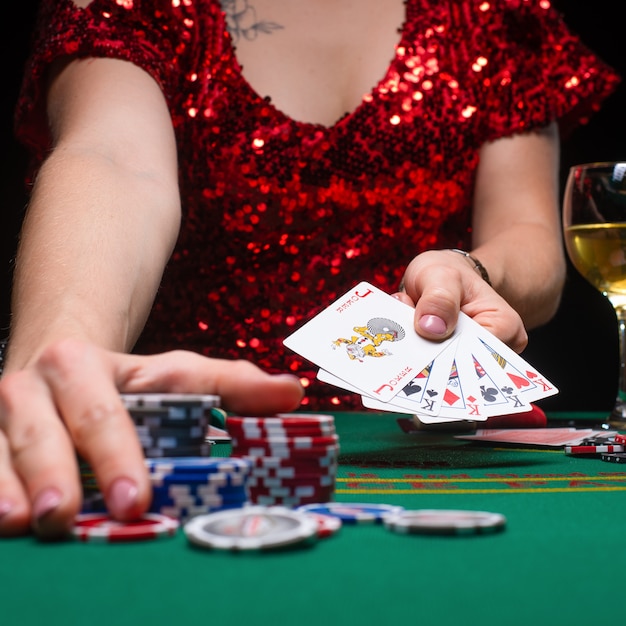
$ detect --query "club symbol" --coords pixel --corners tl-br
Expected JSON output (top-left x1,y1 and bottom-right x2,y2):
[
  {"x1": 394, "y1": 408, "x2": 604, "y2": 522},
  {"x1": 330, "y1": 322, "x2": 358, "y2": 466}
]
[{"x1": 480, "y1": 385, "x2": 499, "y2": 403}]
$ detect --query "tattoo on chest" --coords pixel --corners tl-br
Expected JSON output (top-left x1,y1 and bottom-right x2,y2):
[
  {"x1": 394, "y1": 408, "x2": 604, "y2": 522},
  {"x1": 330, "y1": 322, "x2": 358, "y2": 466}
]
[{"x1": 220, "y1": 0, "x2": 284, "y2": 42}]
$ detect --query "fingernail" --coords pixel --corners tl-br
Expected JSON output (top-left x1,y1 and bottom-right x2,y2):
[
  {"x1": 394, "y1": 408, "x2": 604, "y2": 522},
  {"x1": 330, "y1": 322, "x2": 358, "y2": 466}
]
[
  {"x1": 107, "y1": 477, "x2": 138, "y2": 518},
  {"x1": 0, "y1": 498, "x2": 13, "y2": 519},
  {"x1": 32, "y1": 488, "x2": 62, "y2": 521},
  {"x1": 418, "y1": 314, "x2": 447, "y2": 335}
]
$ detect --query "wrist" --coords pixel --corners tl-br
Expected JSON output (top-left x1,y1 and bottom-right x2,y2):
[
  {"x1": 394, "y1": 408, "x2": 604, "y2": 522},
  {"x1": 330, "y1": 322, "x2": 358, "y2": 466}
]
[{"x1": 446, "y1": 248, "x2": 491, "y2": 286}]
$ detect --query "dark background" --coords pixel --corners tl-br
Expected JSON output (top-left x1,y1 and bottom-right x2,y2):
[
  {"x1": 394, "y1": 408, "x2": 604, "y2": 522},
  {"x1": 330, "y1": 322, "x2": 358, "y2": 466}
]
[{"x1": 1, "y1": 1, "x2": 624, "y2": 411}]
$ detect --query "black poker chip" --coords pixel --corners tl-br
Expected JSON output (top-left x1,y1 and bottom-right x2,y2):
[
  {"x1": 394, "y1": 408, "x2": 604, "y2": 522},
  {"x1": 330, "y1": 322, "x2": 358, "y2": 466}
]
[{"x1": 601, "y1": 452, "x2": 626, "y2": 463}]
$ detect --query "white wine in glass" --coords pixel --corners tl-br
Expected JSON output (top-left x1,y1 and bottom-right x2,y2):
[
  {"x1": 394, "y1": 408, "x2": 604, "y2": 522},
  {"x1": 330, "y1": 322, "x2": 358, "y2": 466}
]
[{"x1": 563, "y1": 162, "x2": 626, "y2": 426}]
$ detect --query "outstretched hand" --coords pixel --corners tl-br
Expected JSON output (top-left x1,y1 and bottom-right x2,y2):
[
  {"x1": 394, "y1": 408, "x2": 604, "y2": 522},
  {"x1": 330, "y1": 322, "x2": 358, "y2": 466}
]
[
  {"x1": 394, "y1": 250, "x2": 528, "y2": 353},
  {"x1": 0, "y1": 340, "x2": 304, "y2": 538}
]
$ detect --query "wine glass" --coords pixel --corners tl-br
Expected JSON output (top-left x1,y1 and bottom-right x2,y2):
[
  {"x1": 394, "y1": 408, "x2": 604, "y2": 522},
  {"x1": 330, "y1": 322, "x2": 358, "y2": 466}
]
[{"x1": 563, "y1": 161, "x2": 626, "y2": 427}]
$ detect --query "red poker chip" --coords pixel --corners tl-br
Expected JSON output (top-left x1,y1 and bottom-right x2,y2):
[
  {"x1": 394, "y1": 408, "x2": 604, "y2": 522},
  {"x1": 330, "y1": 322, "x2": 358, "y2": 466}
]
[
  {"x1": 249, "y1": 485, "x2": 335, "y2": 499},
  {"x1": 238, "y1": 455, "x2": 337, "y2": 469},
  {"x1": 614, "y1": 433, "x2": 626, "y2": 445},
  {"x1": 249, "y1": 468, "x2": 337, "y2": 480},
  {"x1": 564, "y1": 444, "x2": 625, "y2": 455},
  {"x1": 72, "y1": 513, "x2": 179, "y2": 543},
  {"x1": 231, "y1": 444, "x2": 340, "y2": 457},
  {"x1": 247, "y1": 475, "x2": 335, "y2": 488},
  {"x1": 226, "y1": 425, "x2": 336, "y2": 438},
  {"x1": 231, "y1": 435, "x2": 339, "y2": 448},
  {"x1": 227, "y1": 415, "x2": 335, "y2": 427}
]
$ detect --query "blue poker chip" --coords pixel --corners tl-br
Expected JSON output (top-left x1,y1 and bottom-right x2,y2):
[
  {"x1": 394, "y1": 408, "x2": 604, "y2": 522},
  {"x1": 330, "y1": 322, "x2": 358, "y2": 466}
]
[
  {"x1": 144, "y1": 457, "x2": 252, "y2": 475},
  {"x1": 151, "y1": 488, "x2": 248, "y2": 508},
  {"x1": 295, "y1": 502, "x2": 405, "y2": 524}
]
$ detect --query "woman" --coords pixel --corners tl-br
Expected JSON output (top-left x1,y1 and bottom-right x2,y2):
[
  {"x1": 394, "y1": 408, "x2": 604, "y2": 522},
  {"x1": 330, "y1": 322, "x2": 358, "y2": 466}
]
[{"x1": 0, "y1": 0, "x2": 618, "y2": 537}]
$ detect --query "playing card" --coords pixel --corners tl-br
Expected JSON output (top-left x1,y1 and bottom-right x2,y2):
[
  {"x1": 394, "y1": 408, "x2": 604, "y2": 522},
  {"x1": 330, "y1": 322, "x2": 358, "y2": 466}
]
[
  {"x1": 452, "y1": 330, "x2": 532, "y2": 418},
  {"x1": 359, "y1": 338, "x2": 459, "y2": 420},
  {"x1": 461, "y1": 316, "x2": 559, "y2": 404},
  {"x1": 283, "y1": 282, "x2": 455, "y2": 402}
]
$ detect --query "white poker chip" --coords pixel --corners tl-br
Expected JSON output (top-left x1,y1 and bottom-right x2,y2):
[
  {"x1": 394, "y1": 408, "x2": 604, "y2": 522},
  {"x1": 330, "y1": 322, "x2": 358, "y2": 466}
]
[
  {"x1": 183, "y1": 506, "x2": 319, "y2": 550},
  {"x1": 383, "y1": 509, "x2": 506, "y2": 536}
]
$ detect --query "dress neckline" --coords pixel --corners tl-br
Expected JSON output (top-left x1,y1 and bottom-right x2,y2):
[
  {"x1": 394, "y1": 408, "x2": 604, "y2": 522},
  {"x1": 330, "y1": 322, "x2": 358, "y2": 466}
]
[{"x1": 219, "y1": 0, "x2": 410, "y2": 131}]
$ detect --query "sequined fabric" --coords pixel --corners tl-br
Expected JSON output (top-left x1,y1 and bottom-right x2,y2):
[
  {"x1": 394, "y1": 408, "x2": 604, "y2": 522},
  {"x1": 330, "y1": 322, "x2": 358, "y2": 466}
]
[{"x1": 15, "y1": 0, "x2": 620, "y2": 409}]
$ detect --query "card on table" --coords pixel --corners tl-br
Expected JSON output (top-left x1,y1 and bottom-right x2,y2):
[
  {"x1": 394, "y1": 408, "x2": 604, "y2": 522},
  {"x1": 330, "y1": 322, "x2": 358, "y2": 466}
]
[{"x1": 283, "y1": 282, "x2": 558, "y2": 422}]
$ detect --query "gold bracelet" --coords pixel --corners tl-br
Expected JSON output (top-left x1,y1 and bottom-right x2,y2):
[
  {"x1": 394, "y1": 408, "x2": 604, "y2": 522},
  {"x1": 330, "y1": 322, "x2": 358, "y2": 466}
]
[{"x1": 448, "y1": 249, "x2": 492, "y2": 286}]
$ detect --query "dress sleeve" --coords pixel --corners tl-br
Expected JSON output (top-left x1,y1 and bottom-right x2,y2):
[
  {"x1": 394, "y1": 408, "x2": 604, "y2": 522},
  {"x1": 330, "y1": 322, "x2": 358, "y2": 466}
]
[
  {"x1": 14, "y1": 0, "x2": 193, "y2": 165},
  {"x1": 464, "y1": 0, "x2": 621, "y2": 141}
]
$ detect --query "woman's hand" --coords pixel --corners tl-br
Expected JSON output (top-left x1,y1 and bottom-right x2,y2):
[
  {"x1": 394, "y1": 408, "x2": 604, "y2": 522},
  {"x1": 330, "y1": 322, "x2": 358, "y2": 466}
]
[{"x1": 0, "y1": 340, "x2": 303, "y2": 538}]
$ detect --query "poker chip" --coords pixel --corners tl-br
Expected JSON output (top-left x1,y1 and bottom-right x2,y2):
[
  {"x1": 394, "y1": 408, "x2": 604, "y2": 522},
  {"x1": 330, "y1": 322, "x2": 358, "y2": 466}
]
[
  {"x1": 227, "y1": 414, "x2": 335, "y2": 428},
  {"x1": 383, "y1": 509, "x2": 506, "y2": 536},
  {"x1": 231, "y1": 435, "x2": 340, "y2": 448},
  {"x1": 79, "y1": 391, "x2": 253, "y2": 521},
  {"x1": 120, "y1": 394, "x2": 219, "y2": 459},
  {"x1": 145, "y1": 457, "x2": 251, "y2": 475},
  {"x1": 303, "y1": 512, "x2": 342, "y2": 538},
  {"x1": 72, "y1": 513, "x2": 179, "y2": 543},
  {"x1": 228, "y1": 414, "x2": 339, "y2": 508},
  {"x1": 146, "y1": 457, "x2": 252, "y2": 521},
  {"x1": 183, "y1": 506, "x2": 319, "y2": 550},
  {"x1": 121, "y1": 393, "x2": 221, "y2": 409},
  {"x1": 565, "y1": 444, "x2": 625, "y2": 455},
  {"x1": 614, "y1": 433, "x2": 626, "y2": 445},
  {"x1": 601, "y1": 452, "x2": 626, "y2": 463},
  {"x1": 296, "y1": 502, "x2": 405, "y2": 525}
]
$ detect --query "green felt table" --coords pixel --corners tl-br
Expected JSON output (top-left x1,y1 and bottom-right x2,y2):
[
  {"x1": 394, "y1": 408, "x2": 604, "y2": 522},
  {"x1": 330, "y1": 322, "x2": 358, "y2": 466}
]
[{"x1": 2, "y1": 412, "x2": 623, "y2": 626}]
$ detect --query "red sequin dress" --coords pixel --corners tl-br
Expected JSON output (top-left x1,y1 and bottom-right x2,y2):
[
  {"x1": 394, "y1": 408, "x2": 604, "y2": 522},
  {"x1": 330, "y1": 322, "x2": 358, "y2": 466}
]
[{"x1": 15, "y1": 0, "x2": 619, "y2": 409}]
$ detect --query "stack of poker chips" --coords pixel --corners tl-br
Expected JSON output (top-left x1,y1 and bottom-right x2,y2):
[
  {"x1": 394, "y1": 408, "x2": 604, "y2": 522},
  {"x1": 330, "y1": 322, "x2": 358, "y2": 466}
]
[
  {"x1": 146, "y1": 457, "x2": 251, "y2": 522},
  {"x1": 227, "y1": 414, "x2": 339, "y2": 508},
  {"x1": 80, "y1": 393, "x2": 240, "y2": 518},
  {"x1": 123, "y1": 393, "x2": 218, "y2": 458}
]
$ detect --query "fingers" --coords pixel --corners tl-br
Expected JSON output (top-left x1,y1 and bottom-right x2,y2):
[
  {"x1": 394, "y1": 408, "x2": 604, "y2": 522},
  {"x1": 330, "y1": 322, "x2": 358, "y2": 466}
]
[
  {"x1": 0, "y1": 339, "x2": 305, "y2": 539},
  {"x1": 401, "y1": 252, "x2": 528, "y2": 353},
  {"x1": 0, "y1": 339, "x2": 151, "y2": 538},
  {"x1": 117, "y1": 351, "x2": 305, "y2": 415},
  {"x1": 0, "y1": 428, "x2": 30, "y2": 536},
  {"x1": 0, "y1": 367, "x2": 82, "y2": 537}
]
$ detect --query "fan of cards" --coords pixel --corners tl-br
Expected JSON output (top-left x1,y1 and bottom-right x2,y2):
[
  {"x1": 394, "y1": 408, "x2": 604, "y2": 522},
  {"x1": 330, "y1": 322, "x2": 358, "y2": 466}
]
[{"x1": 283, "y1": 282, "x2": 558, "y2": 423}]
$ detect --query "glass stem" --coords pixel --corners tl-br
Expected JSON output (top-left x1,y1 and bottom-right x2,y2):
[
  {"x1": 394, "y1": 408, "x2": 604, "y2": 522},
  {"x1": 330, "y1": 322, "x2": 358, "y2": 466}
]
[{"x1": 610, "y1": 302, "x2": 626, "y2": 423}]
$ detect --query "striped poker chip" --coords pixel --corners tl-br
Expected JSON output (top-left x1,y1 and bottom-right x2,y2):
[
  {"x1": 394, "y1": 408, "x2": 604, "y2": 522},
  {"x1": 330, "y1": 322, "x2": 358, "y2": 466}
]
[
  {"x1": 565, "y1": 444, "x2": 625, "y2": 455},
  {"x1": 247, "y1": 475, "x2": 335, "y2": 488},
  {"x1": 614, "y1": 433, "x2": 626, "y2": 445},
  {"x1": 183, "y1": 506, "x2": 319, "y2": 551},
  {"x1": 227, "y1": 414, "x2": 335, "y2": 428},
  {"x1": 233, "y1": 443, "x2": 340, "y2": 457},
  {"x1": 121, "y1": 393, "x2": 221, "y2": 409},
  {"x1": 296, "y1": 502, "x2": 404, "y2": 525},
  {"x1": 145, "y1": 457, "x2": 252, "y2": 475},
  {"x1": 601, "y1": 452, "x2": 626, "y2": 463},
  {"x1": 243, "y1": 455, "x2": 337, "y2": 469},
  {"x1": 383, "y1": 509, "x2": 507, "y2": 536},
  {"x1": 229, "y1": 413, "x2": 339, "y2": 508},
  {"x1": 227, "y1": 425, "x2": 336, "y2": 439},
  {"x1": 72, "y1": 513, "x2": 179, "y2": 543},
  {"x1": 143, "y1": 445, "x2": 212, "y2": 458},
  {"x1": 249, "y1": 465, "x2": 334, "y2": 479},
  {"x1": 231, "y1": 436, "x2": 339, "y2": 451},
  {"x1": 150, "y1": 471, "x2": 247, "y2": 487}
]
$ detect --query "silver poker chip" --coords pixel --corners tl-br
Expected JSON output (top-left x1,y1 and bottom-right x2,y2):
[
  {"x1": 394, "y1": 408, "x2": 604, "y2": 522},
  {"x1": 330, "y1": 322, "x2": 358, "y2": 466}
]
[{"x1": 183, "y1": 506, "x2": 319, "y2": 550}]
